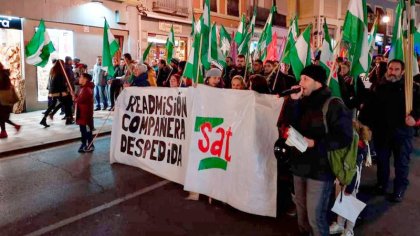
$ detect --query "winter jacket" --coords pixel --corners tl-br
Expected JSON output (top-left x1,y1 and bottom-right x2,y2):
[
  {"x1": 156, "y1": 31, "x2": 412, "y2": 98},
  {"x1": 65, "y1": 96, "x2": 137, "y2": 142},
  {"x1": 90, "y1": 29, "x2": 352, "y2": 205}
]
[
  {"x1": 147, "y1": 69, "x2": 157, "y2": 87},
  {"x1": 278, "y1": 86, "x2": 353, "y2": 181},
  {"x1": 268, "y1": 69, "x2": 297, "y2": 95},
  {"x1": 359, "y1": 77, "x2": 420, "y2": 146},
  {"x1": 157, "y1": 65, "x2": 171, "y2": 87},
  {"x1": 75, "y1": 81, "x2": 94, "y2": 128},
  {"x1": 48, "y1": 74, "x2": 68, "y2": 97},
  {"x1": 131, "y1": 73, "x2": 150, "y2": 87}
]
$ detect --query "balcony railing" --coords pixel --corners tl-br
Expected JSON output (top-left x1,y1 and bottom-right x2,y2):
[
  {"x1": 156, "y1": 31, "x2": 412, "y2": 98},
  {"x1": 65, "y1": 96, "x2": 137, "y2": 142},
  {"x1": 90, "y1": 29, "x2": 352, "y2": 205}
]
[{"x1": 152, "y1": 0, "x2": 189, "y2": 17}]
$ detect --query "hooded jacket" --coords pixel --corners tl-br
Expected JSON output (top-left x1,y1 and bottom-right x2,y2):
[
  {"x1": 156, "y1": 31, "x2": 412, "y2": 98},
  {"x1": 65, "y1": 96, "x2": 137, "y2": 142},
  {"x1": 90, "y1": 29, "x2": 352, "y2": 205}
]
[
  {"x1": 278, "y1": 86, "x2": 353, "y2": 181},
  {"x1": 75, "y1": 81, "x2": 94, "y2": 128}
]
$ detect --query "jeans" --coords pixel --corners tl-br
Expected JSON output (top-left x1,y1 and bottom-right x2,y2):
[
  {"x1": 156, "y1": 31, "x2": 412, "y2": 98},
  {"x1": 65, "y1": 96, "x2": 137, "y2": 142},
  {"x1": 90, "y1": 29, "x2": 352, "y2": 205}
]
[
  {"x1": 79, "y1": 125, "x2": 93, "y2": 148},
  {"x1": 95, "y1": 85, "x2": 108, "y2": 109},
  {"x1": 294, "y1": 176, "x2": 334, "y2": 236},
  {"x1": 375, "y1": 127, "x2": 413, "y2": 193}
]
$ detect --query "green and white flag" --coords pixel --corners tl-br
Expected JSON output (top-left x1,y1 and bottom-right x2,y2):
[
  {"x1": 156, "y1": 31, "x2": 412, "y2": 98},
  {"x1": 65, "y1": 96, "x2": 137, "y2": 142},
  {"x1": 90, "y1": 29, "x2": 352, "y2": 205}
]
[
  {"x1": 201, "y1": 0, "x2": 211, "y2": 69},
  {"x1": 389, "y1": 0, "x2": 404, "y2": 61},
  {"x1": 281, "y1": 15, "x2": 299, "y2": 63},
  {"x1": 191, "y1": 14, "x2": 196, "y2": 36},
  {"x1": 238, "y1": 8, "x2": 256, "y2": 55},
  {"x1": 342, "y1": 0, "x2": 369, "y2": 77},
  {"x1": 25, "y1": 19, "x2": 56, "y2": 67},
  {"x1": 289, "y1": 24, "x2": 312, "y2": 80},
  {"x1": 210, "y1": 24, "x2": 227, "y2": 69},
  {"x1": 258, "y1": 5, "x2": 276, "y2": 61},
  {"x1": 415, "y1": 23, "x2": 420, "y2": 47},
  {"x1": 165, "y1": 25, "x2": 175, "y2": 63},
  {"x1": 319, "y1": 19, "x2": 341, "y2": 97},
  {"x1": 142, "y1": 42, "x2": 153, "y2": 63},
  {"x1": 234, "y1": 14, "x2": 247, "y2": 45},
  {"x1": 183, "y1": 33, "x2": 204, "y2": 84},
  {"x1": 220, "y1": 25, "x2": 231, "y2": 56},
  {"x1": 368, "y1": 17, "x2": 378, "y2": 68},
  {"x1": 102, "y1": 19, "x2": 120, "y2": 76}
]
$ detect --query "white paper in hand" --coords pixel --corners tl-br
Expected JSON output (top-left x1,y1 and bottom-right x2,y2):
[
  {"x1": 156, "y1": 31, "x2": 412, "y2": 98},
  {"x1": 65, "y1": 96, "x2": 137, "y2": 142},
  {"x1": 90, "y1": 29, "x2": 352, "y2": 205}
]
[
  {"x1": 285, "y1": 126, "x2": 308, "y2": 153},
  {"x1": 331, "y1": 191, "x2": 366, "y2": 224}
]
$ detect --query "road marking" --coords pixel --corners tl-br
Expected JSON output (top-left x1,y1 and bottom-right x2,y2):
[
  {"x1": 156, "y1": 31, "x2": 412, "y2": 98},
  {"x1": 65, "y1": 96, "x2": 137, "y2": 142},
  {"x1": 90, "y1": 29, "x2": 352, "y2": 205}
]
[{"x1": 25, "y1": 180, "x2": 170, "y2": 236}]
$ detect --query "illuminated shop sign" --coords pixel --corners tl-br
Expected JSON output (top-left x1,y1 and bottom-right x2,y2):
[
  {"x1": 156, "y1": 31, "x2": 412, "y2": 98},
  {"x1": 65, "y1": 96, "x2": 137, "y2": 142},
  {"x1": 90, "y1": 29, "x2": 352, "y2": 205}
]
[{"x1": 0, "y1": 16, "x2": 22, "y2": 30}]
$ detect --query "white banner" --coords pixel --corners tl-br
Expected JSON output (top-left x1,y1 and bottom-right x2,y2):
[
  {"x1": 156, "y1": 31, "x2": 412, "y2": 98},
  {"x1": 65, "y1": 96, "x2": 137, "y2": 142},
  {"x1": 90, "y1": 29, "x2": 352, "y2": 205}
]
[
  {"x1": 110, "y1": 86, "x2": 283, "y2": 217},
  {"x1": 183, "y1": 85, "x2": 282, "y2": 217},
  {"x1": 110, "y1": 87, "x2": 193, "y2": 184}
]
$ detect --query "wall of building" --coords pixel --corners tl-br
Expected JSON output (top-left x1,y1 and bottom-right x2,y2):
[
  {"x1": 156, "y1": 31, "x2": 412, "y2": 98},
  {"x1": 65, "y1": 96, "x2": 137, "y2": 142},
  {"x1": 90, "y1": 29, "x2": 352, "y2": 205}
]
[{"x1": 0, "y1": 0, "x2": 139, "y2": 111}]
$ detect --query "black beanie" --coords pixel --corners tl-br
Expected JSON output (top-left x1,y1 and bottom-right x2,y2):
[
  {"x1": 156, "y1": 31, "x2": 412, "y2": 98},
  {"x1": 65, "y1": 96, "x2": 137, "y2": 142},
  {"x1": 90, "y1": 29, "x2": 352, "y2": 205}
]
[{"x1": 300, "y1": 64, "x2": 327, "y2": 85}]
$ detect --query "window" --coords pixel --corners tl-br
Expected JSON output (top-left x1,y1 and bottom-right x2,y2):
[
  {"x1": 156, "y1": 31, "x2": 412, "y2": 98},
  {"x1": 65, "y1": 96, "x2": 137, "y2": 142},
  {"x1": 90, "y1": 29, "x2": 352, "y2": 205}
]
[
  {"x1": 227, "y1": 0, "x2": 239, "y2": 17},
  {"x1": 203, "y1": 0, "x2": 218, "y2": 12}
]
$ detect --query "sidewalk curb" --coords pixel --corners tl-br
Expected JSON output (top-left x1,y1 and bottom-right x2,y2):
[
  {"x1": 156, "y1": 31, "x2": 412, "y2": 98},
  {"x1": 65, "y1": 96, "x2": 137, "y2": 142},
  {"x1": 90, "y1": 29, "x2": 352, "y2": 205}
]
[{"x1": 0, "y1": 131, "x2": 111, "y2": 158}]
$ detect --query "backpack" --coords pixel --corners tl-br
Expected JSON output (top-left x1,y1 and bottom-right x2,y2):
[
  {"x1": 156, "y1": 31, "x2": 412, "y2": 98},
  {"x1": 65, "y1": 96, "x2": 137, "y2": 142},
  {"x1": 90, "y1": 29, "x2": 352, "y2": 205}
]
[{"x1": 322, "y1": 97, "x2": 358, "y2": 185}]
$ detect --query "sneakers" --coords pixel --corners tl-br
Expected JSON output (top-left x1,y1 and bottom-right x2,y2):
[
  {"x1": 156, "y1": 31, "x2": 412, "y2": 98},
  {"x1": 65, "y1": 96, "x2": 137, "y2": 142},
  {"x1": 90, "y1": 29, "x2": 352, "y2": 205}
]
[
  {"x1": 78, "y1": 145, "x2": 86, "y2": 153},
  {"x1": 84, "y1": 144, "x2": 95, "y2": 152},
  {"x1": 329, "y1": 222, "x2": 345, "y2": 235},
  {"x1": 341, "y1": 230, "x2": 354, "y2": 236},
  {"x1": 0, "y1": 130, "x2": 8, "y2": 139}
]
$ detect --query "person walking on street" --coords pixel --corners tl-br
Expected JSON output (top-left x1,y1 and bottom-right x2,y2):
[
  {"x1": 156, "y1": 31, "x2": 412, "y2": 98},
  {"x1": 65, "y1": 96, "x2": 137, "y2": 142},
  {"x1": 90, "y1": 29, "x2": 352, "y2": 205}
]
[
  {"x1": 0, "y1": 63, "x2": 21, "y2": 138},
  {"x1": 359, "y1": 59, "x2": 420, "y2": 202},
  {"x1": 278, "y1": 64, "x2": 353, "y2": 236}
]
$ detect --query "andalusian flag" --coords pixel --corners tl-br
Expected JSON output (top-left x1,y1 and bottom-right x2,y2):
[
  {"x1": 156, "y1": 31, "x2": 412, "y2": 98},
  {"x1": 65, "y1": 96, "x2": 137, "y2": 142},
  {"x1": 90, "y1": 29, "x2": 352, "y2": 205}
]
[
  {"x1": 415, "y1": 23, "x2": 420, "y2": 53},
  {"x1": 258, "y1": 6, "x2": 276, "y2": 61},
  {"x1": 210, "y1": 24, "x2": 227, "y2": 69},
  {"x1": 342, "y1": 0, "x2": 369, "y2": 77},
  {"x1": 201, "y1": 0, "x2": 211, "y2": 69},
  {"x1": 25, "y1": 19, "x2": 56, "y2": 67},
  {"x1": 220, "y1": 25, "x2": 232, "y2": 56},
  {"x1": 281, "y1": 15, "x2": 299, "y2": 63},
  {"x1": 234, "y1": 14, "x2": 247, "y2": 45},
  {"x1": 289, "y1": 24, "x2": 312, "y2": 80},
  {"x1": 166, "y1": 25, "x2": 175, "y2": 63},
  {"x1": 102, "y1": 19, "x2": 120, "y2": 76},
  {"x1": 142, "y1": 42, "x2": 153, "y2": 63},
  {"x1": 191, "y1": 14, "x2": 196, "y2": 36},
  {"x1": 319, "y1": 19, "x2": 341, "y2": 97},
  {"x1": 183, "y1": 33, "x2": 204, "y2": 83},
  {"x1": 238, "y1": 8, "x2": 256, "y2": 55},
  {"x1": 389, "y1": 0, "x2": 404, "y2": 61}
]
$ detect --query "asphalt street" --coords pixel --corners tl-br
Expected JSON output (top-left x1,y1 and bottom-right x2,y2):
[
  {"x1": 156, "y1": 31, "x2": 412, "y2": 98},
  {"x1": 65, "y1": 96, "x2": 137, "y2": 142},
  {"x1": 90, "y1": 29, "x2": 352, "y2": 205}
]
[{"x1": 0, "y1": 136, "x2": 419, "y2": 236}]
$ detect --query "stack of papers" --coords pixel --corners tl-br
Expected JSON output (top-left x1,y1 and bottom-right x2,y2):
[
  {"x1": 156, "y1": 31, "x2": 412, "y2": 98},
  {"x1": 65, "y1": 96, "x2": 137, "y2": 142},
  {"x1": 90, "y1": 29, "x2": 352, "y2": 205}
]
[{"x1": 285, "y1": 126, "x2": 308, "y2": 153}]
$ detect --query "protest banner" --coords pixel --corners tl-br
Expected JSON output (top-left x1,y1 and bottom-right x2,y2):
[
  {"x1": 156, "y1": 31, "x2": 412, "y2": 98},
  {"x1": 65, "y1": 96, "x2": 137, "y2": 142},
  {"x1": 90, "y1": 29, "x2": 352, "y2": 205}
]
[
  {"x1": 110, "y1": 86, "x2": 283, "y2": 217},
  {"x1": 110, "y1": 87, "x2": 193, "y2": 184},
  {"x1": 183, "y1": 85, "x2": 283, "y2": 217}
]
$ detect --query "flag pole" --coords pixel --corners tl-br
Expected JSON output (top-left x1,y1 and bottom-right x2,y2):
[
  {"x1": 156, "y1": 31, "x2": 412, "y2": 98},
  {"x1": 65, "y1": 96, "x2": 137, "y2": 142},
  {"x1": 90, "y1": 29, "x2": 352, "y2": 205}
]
[
  {"x1": 326, "y1": 34, "x2": 342, "y2": 87},
  {"x1": 58, "y1": 60, "x2": 75, "y2": 97},
  {"x1": 405, "y1": 0, "x2": 414, "y2": 114},
  {"x1": 195, "y1": 33, "x2": 204, "y2": 84}
]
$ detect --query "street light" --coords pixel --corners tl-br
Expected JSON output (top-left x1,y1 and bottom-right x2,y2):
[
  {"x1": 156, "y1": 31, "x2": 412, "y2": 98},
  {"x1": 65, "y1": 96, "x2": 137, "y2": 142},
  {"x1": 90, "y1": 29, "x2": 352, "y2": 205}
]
[{"x1": 382, "y1": 15, "x2": 390, "y2": 24}]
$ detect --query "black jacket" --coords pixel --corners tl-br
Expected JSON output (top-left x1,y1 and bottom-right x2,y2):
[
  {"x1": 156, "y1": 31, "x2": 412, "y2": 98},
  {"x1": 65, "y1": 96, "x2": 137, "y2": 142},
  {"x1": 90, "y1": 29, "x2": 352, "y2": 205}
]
[
  {"x1": 268, "y1": 69, "x2": 297, "y2": 95},
  {"x1": 278, "y1": 87, "x2": 353, "y2": 181},
  {"x1": 48, "y1": 74, "x2": 68, "y2": 95},
  {"x1": 359, "y1": 77, "x2": 420, "y2": 146},
  {"x1": 157, "y1": 65, "x2": 171, "y2": 87}
]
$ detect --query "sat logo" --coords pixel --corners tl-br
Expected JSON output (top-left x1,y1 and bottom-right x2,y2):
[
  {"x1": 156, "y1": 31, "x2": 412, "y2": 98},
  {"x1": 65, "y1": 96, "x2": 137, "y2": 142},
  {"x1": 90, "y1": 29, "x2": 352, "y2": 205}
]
[{"x1": 194, "y1": 116, "x2": 232, "y2": 171}]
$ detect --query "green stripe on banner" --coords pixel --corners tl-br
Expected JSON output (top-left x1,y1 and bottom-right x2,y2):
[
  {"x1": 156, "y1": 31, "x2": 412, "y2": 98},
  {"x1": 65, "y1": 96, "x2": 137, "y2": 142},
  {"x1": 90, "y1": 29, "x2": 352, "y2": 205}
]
[
  {"x1": 194, "y1": 117, "x2": 224, "y2": 131},
  {"x1": 198, "y1": 157, "x2": 228, "y2": 170}
]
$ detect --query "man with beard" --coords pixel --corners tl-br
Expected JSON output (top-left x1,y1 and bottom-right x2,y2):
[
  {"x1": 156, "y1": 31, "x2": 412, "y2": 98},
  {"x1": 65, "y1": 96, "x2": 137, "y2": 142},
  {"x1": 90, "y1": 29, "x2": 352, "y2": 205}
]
[
  {"x1": 263, "y1": 60, "x2": 274, "y2": 78},
  {"x1": 229, "y1": 54, "x2": 247, "y2": 84},
  {"x1": 222, "y1": 56, "x2": 234, "y2": 88},
  {"x1": 359, "y1": 59, "x2": 420, "y2": 202},
  {"x1": 251, "y1": 59, "x2": 264, "y2": 76}
]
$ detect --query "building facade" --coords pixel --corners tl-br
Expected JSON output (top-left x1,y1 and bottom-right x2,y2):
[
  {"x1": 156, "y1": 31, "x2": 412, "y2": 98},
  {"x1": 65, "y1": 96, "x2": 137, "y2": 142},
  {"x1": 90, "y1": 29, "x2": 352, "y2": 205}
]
[{"x1": 0, "y1": 0, "x2": 139, "y2": 111}]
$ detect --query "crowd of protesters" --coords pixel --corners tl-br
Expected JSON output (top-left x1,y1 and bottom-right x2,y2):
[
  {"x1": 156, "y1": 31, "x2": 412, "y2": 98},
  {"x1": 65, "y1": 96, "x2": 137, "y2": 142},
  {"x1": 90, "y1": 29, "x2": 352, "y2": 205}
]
[{"x1": 1, "y1": 49, "x2": 419, "y2": 236}]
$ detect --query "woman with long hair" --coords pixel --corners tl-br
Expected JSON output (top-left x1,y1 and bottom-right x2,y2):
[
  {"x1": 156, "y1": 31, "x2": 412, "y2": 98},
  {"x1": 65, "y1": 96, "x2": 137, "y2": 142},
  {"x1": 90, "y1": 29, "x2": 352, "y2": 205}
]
[
  {"x1": 40, "y1": 60, "x2": 73, "y2": 127},
  {"x1": 0, "y1": 63, "x2": 21, "y2": 138}
]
